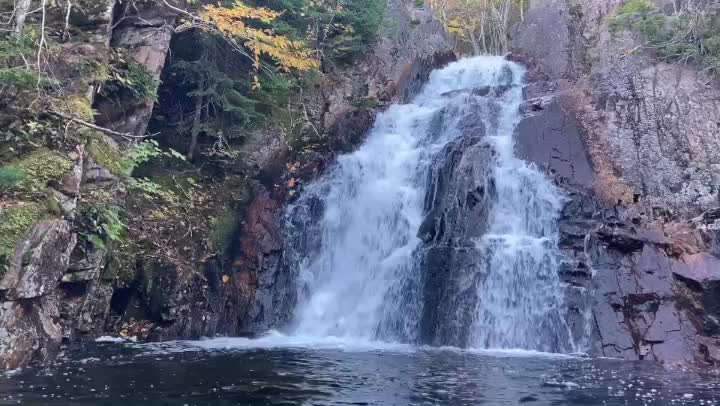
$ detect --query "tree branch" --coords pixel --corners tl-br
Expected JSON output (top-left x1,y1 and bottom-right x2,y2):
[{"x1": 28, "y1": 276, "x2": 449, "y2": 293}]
[{"x1": 48, "y1": 110, "x2": 154, "y2": 142}]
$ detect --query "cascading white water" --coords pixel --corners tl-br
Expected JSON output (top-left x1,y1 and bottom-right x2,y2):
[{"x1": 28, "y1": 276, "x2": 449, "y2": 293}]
[
  {"x1": 468, "y1": 74, "x2": 571, "y2": 352},
  {"x1": 285, "y1": 56, "x2": 572, "y2": 351}
]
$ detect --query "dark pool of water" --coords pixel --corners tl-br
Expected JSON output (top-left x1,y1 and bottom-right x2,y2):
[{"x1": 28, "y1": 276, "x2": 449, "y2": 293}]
[{"x1": 1, "y1": 339, "x2": 719, "y2": 405}]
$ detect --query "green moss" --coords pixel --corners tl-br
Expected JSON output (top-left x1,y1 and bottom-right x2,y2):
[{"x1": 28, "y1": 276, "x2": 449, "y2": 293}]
[
  {"x1": 62, "y1": 95, "x2": 95, "y2": 121},
  {"x1": 353, "y1": 97, "x2": 379, "y2": 110},
  {"x1": 79, "y1": 58, "x2": 110, "y2": 87},
  {"x1": 618, "y1": 0, "x2": 654, "y2": 15},
  {"x1": 0, "y1": 203, "x2": 47, "y2": 275},
  {"x1": 87, "y1": 136, "x2": 131, "y2": 177},
  {"x1": 6, "y1": 148, "x2": 73, "y2": 192}
]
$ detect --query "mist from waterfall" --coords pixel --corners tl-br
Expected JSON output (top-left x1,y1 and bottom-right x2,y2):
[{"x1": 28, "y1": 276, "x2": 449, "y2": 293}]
[{"x1": 283, "y1": 56, "x2": 573, "y2": 352}]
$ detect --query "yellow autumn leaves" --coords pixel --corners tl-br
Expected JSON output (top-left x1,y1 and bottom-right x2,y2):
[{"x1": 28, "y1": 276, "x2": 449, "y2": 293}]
[{"x1": 201, "y1": 1, "x2": 319, "y2": 72}]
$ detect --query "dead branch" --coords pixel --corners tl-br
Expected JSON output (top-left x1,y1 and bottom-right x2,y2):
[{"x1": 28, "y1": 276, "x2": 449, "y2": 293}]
[{"x1": 48, "y1": 110, "x2": 155, "y2": 142}]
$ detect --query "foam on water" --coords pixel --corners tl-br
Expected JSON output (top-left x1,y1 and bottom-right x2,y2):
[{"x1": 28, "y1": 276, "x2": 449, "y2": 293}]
[{"x1": 128, "y1": 332, "x2": 579, "y2": 360}]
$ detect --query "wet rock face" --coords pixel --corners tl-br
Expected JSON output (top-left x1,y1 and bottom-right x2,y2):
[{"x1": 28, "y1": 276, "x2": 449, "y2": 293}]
[
  {"x1": 513, "y1": 0, "x2": 720, "y2": 366},
  {"x1": 417, "y1": 133, "x2": 496, "y2": 347},
  {"x1": 515, "y1": 96, "x2": 594, "y2": 189},
  {"x1": 413, "y1": 90, "x2": 504, "y2": 347},
  {"x1": 418, "y1": 136, "x2": 495, "y2": 247}
]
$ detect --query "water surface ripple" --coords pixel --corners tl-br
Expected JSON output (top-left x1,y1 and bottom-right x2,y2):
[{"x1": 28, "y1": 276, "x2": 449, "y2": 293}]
[{"x1": 1, "y1": 341, "x2": 718, "y2": 405}]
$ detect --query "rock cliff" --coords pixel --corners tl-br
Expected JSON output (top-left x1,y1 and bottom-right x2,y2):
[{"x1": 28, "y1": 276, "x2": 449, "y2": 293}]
[{"x1": 512, "y1": 0, "x2": 720, "y2": 365}]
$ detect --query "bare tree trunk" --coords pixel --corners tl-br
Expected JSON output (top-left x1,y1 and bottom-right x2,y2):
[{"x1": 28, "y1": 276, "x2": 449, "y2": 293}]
[
  {"x1": 64, "y1": 0, "x2": 72, "y2": 38},
  {"x1": 501, "y1": 0, "x2": 511, "y2": 53},
  {"x1": 14, "y1": 0, "x2": 32, "y2": 35},
  {"x1": 187, "y1": 95, "x2": 203, "y2": 161},
  {"x1": 469, "y1": 28, "x2": 482, "y2": 55}
]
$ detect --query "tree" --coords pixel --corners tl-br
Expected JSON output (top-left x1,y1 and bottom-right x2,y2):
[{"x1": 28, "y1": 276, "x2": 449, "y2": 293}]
[
  {"x1": 194, "y1": 0, "x2": 319, "y2": 72},
  {"x1": 13, "y1": 0, "x2": 32, "y2": 36},
  {"x1": 430, "y1": 0, "x2": 522, "y2": 55},
  {"x1": 158, "y1": 0, "x2": 319, "y2": 160}
]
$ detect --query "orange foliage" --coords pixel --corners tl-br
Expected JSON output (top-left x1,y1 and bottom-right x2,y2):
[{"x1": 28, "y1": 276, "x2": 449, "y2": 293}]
[{"x1": 201, "y1": 1, "x2": 319, "y2": 72}]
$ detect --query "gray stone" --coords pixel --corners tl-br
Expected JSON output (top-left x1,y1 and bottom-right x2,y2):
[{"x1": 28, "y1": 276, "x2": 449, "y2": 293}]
[
  {"x1": 0, "y1": 220, "x2": 76, "y2": 300},
  {"x1": 94, "y1": 2, "x2": 178, "y2": 138},
  {"x1": 58, "y1": 145, "x2": 84, "y2": 196},
  {"x1": 0, "y1": 295, "x2": 63, "y2": 370},
  {"x1": 61, "y1": 269, "x2": 100, "y2": 283}
]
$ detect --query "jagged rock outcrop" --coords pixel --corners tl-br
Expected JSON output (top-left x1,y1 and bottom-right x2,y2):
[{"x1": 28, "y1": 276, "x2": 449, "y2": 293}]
[
  {"x1": 512, "y1": 0, "x2": 720, "y2": 365},
  {"x1": 95, "y1": 1, "x2": 178, "y2": 137},
  {"x1": 413, "y1": 87, "x2": 510, "y2": 347},
  {"x1": 0, "y1": 220, "x2": 76, "y2": 370},
  {"x1": 418, "y1": 132, "x2": 496, "y2": 347}
]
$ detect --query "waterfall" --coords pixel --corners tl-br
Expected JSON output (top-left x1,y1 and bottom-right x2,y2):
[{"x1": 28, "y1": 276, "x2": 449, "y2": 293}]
[{"x1": 283, "y1": 56, "x2": 573, "y2": 352}]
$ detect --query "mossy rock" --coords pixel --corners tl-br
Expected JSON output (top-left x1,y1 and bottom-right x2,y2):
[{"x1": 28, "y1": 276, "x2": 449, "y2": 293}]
[
  {"x1": 58, "y1": 95, "x2": 95, "y2": 121},
  {"x1": 87, "y1": 136, "x2": 131, "y2": 177},
  {"x1": 1, "y1": 148, "x2": 73, "y2": 193},
  {"x1": 0, "y1": 203, "x2": 48, "y2": 276},
  {"x1": 79, "y1": 58, "x2": 110, "y2": 86}
]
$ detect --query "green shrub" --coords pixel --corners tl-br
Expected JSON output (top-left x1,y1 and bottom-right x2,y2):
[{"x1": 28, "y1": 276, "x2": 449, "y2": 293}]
[
  {"x1": 0, "y1": 35, "x2": 56, "y2": 103},
  {"x1": 80, "y1": 203, "x2": 127, "y2": 249},
  {"x1": 87, "y1": 136, "x2": 184, "y2": 177},
  {"x1": 0, "y1": 67, "x2": 42, "y2": 92},
  {"x1": 610, "y1": 1, "x2": 720, "y2": 75},
  {"x1": 325, "y1": 0, "x2": 387, "y2": 63}
]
